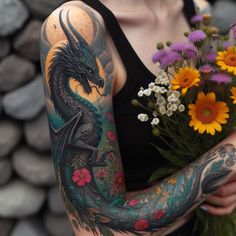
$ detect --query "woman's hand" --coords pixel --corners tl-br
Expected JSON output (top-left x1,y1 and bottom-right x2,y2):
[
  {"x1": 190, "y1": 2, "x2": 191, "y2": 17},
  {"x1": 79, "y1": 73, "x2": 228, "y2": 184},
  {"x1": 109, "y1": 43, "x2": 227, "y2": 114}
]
[{"x1": 201, "y1": 173, "x2": 236, "y2": 216}]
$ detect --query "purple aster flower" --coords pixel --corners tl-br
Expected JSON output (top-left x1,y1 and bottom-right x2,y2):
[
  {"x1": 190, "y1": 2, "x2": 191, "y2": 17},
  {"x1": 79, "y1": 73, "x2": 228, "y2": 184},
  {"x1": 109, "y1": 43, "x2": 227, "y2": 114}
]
[
  {"x1": 152, "y1": 50, "x2": 167, "y2": 64},
  {"x1": 231, "y1": 24, "x2": 236, "y2": 39},
  {"x1": 199, "y1": 64, "x2": 215, "y2": 74},
  {"x1": 188, "y1": 30, "x2": 207, "y2": 43},
  {"x1": 223, "y1": 41, "x2": 234, "y2": 50},
  {"x1": 191, "y1": 14, "x2": 203, "y2": 24},
  {"x1": 205, "y1": 51, "x2": 217, "y2": 63},
  {"x1": 160, "y1": 51, "x2": 182, "y2": 69},
  {"x1": 210, "y1": 73, "x2": 232, "y2": 84},
  {"x1": 170, "y1": 42, "x2": 189, "y2": 52},
  {"x1": 171, "y1": 42, "x2": 197, "y2": 59}
]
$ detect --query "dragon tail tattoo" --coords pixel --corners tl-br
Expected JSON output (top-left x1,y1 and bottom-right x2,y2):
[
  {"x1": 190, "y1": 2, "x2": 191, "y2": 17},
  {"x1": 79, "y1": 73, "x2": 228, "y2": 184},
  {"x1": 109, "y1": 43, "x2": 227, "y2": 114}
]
[{"x1": 45, "y1": 9, "x2": 236, "y2": 236}]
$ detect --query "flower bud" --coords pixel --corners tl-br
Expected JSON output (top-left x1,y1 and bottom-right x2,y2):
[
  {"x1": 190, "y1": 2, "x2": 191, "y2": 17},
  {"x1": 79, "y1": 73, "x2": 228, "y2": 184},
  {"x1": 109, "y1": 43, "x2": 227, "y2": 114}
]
[
  {"x1": 147, "y1": 102, "x2": 155, "y2": 109},
  {"x1": 152, "y1": 128, "x2": 160, "y2": 136},
  {"x1": 203, "y1": 14, "x2": 212, "y2": 25},
  {"x1": 131, "y1": 99, "x2": 140, "y2": 107},
  {"x1": 166, "y1": 41, "x2": 172, "y2": 47},
  {"x1": 156, "y1": 42, "x2": 164, "y2": 50},
  {"x1": 184, "y1": 32, "x2": 189, "y2": 37}
]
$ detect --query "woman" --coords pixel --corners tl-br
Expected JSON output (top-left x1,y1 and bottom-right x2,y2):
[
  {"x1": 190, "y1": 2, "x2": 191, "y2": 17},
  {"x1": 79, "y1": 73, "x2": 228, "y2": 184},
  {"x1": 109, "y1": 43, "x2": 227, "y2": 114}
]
[{"x1": 40, "y1": 0, "x2": 236, "y2": 235}]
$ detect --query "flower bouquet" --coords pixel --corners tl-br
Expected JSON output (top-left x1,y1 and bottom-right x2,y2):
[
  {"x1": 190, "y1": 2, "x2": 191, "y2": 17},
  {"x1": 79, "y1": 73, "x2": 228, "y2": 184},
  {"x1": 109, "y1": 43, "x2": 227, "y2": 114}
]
[{"x1": 132, "y1": 13, "x2": 236, "y2": 236}]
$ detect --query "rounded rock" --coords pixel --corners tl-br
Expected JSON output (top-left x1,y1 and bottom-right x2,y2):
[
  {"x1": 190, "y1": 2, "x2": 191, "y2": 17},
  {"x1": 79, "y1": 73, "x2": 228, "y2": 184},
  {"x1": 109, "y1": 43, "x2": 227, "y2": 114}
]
[
  {"x1": 44, "y1": 213, "x2": 74, "y2": 236},
  {"x1": 0, "y1": 159, "x2": 12, "y2": 186},
  {"x1": 2, "y1": 76, "x2": 45, "y2": 120},
  {"x1": 24, "y1": 112, "x2": 51, "y2": 152},
  {"x1": 10, "y1": 218, "x2": 48, "y2": 236},
  {"x1": 0, "y1": 121, "x2": 21, "y2": 159},
  {"x1": 14, "y1": 20, "x2": 42, "y2": 61},
  {"x1": 0, "y1": 180, "x2": 45, "y2": 218},
  {"x1": 48, "y1": 186, "x2": 65, "y2": 215},
  {"x1": 0, "y1": 0, "x2": 29, "y2": 36},
  {"x1": 13, "y1": 147, "x2": 56, "y2": 186},
  {"x1": 0, "y1": 55, "x2": 36, "y2": 92}
]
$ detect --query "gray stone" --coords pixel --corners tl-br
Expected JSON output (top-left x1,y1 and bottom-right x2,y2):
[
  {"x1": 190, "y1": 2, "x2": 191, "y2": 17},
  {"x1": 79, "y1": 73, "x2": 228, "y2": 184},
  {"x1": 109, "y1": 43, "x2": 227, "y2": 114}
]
[
  {"x1": 0, "y1": 180, "x2": 45, "y2": 218},
  {"x1": 13, "y1": 147, "x2": 56, "y2": 186},
  {"x1": 23, "y1": 0, "x2": 66, "y2": 19},
  {"x1": 0, "y1": 38, "x2": 10, "y2": 60},
  {"x1": 2, "y1": 76, "x2": 45, "y2": 120},
  {"x1": 11, "y1": 218, "x2": 48, "y2": 236},
  {"x1": 44, "y1": 213, "x2": 74, "y2": 236},
  {"x1": 0, "y1": 121, "x2": 22, "y2": 159},
  {"x1": 212, "y1": 0, "x2": 236, "y2": 34},
  {"x1": 0, "y1": 219, "x2": 14, "y2": 236},
  {"x1": 0, "y1": 159, "x2": 12, "y2": 186},
  {"x1": 0, "y1": 55, "x2": 36, "y2": 92},
  {"x1": 48, "y1": 187, "x2": 65, "y2": 215},
  {"x1": 24, "y1": 112, "x2": 51, "y2": 152},
  {"x1": 14, "y1": 20, "x2": 42, "y2": 61},
  {"x1": 0, "y1": 0, "x2": 29, "y2": 36}
]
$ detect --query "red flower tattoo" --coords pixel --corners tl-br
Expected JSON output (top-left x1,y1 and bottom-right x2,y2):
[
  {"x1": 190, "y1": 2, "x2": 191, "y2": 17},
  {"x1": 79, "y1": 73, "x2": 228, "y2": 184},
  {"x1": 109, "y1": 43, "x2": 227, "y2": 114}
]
[
  {"x1": 72, "y1": 168, "x2": 92, "y2": 187},
  {"x1": 134, "y1": 219, "x2": 149, "y2": 231},
  {"x1": 107, "y1": 130, "x2": 117, "y2": 142},
  {"x1": 96, "y1": 168, "x2": 108, "y2": 180},
  {"x1": 154, "y1": 210, "x2": 165, "y2": 220},
  {"x1": 127, "y1": 199, "x2": 139, "y2": 206},
  {"x1": 111, "y1": 172, "x2": 124, "y2": 194}
]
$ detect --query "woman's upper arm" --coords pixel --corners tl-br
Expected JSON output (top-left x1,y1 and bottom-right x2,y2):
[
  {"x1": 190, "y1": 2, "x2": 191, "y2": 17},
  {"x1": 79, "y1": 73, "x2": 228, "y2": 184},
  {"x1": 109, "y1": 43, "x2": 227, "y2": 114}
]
[{"x1": 40, "y1": 1, "x2": 236, "y2": 235}]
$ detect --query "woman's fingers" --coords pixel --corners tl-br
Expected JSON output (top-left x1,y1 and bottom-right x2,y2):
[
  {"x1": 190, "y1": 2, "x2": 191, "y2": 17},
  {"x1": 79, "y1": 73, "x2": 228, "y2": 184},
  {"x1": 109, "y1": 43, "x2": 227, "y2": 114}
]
[
  {"x1": 214, "y1": 180, "x2": 236, "y2": 197},
  {"x1": 200, "y1": 202, "x2": 236, "y2": 216},
  {"x1": 204, "y1": 194, "x2": 236, "y2": 207}
]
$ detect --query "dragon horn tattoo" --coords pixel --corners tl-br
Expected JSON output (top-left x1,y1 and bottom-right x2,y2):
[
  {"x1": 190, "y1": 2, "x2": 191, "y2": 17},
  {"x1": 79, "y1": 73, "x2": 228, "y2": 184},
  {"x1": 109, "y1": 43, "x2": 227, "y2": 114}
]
[{"x1": 46, "y1": 9, "x2": 236, "y2": 236}]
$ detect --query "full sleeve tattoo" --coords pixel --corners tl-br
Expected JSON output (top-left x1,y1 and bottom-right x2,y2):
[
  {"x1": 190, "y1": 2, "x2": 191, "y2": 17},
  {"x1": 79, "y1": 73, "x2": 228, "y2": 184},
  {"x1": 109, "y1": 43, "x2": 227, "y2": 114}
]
[{"x1": 40, "y1": 2, "x2": 236, "y2": 235}]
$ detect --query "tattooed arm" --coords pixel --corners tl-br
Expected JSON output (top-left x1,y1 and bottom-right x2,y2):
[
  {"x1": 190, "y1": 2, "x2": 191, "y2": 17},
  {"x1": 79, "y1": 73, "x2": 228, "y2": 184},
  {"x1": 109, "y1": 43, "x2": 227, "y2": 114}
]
[{"x1": 40, "y1": 2, "x2": 236, "y2": 236}]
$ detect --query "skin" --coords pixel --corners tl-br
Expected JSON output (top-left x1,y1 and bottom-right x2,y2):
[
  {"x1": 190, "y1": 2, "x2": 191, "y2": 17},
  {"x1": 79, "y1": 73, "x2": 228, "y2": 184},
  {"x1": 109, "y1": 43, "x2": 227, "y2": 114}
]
[{"x1": 40, "y1": 1, "x2": 236, "y2": 235}]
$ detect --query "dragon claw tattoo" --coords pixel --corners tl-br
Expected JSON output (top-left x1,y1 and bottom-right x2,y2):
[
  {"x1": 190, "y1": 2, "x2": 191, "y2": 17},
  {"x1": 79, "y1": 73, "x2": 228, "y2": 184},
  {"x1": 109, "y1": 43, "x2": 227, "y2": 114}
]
[{"x1": 40, "y1": 4, "x2": 236, "y2": 236}]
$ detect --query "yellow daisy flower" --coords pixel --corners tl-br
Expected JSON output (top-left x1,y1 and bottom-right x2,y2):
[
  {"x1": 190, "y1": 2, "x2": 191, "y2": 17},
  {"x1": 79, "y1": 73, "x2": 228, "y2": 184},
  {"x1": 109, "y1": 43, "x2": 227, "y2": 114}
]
[
  {"x1": 188, "y1": 92, "x2": 229, "y2": 135},
  {"x1": 231, "y1": 87, "x2": 236, "y2": 104},
  {"x1": 217, "y1": 47, "x2": 236, "y2": 75},
  {"x1": 171, "y1": 67, "x2": 200, "y2": 95}
]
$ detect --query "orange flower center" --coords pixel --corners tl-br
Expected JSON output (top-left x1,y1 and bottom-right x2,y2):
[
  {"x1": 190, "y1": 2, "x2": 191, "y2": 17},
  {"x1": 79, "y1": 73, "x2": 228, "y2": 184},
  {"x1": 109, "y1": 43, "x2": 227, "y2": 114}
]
[
  {"x1": 196, "y1": 103, "x2": 217, "y2": 124},
  {"x1": 179, "y1": 74, "x2": 194, "y2": 87},
  {"x1": 225, "y1": 54, "x2": 236, "y2": 66}
]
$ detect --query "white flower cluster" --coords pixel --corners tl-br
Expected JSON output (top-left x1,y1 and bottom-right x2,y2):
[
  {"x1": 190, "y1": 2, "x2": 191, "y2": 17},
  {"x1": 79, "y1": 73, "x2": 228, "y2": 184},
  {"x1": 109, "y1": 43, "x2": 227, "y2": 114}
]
[{"x1": 137, "y1": 71, "x2": 185, "y2": 126}]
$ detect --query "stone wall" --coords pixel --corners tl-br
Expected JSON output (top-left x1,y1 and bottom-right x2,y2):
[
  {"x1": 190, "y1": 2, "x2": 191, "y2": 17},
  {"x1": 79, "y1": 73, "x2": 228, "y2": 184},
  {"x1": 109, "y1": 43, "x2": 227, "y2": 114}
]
[
  {"x1": 0, "y1": 0, "x2": 236, "y2": 236},
  {"x1": 0, "y1": 0, "x2": 74, "y2": 236}
]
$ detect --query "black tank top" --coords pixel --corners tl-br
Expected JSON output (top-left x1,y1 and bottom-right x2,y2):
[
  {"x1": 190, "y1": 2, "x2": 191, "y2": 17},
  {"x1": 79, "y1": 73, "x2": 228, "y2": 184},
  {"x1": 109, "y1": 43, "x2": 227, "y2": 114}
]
[{"x1": 83, "y1": 0, "x2": 196, "y2": 191}]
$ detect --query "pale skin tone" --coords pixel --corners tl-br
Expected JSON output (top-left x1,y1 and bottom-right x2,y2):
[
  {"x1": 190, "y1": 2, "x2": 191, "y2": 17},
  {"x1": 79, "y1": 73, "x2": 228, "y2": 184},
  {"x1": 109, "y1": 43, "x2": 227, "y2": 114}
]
[{"x1": 41, "y1": 1, "x2": 236, "y2": 235}]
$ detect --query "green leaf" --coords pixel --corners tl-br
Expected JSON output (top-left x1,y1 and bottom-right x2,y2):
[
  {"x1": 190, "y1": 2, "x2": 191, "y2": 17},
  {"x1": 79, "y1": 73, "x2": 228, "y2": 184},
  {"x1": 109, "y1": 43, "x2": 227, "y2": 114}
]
[
  {"x1": 148, "y1": 167, "x2": 177, "y2": 182},
  {"x1": 98, "y1": 226, "x2": 114, "y2": 236}
]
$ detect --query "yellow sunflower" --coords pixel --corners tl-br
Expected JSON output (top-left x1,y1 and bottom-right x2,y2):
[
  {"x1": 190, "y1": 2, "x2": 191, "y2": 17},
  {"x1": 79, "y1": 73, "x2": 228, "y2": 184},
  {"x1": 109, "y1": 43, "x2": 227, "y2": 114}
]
[
  {"x1": 188, "y1": 92, "x2": 229, "y2": 135},
  {"x1": 217, "y1": 47, "x2": 236, "y2": 75},
  {"x1": 231, "y1": 87, "x2": 236, "y2": 104},
  {"x1": 171, "y1": 67, "x2": 200, "y2": 95}
]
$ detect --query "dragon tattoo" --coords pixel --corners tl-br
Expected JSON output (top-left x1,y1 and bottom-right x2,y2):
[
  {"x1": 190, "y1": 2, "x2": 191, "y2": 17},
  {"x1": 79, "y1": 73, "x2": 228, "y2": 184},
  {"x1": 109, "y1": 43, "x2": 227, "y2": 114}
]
[{"x1": 44, "y1": 8, "x2": 236, "y2": 236}]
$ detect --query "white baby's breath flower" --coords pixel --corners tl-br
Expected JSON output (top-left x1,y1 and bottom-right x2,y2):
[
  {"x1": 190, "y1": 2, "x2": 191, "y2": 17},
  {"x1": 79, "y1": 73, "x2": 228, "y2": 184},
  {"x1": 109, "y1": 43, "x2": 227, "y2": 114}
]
[
  {"x1": 151, "y1": 118, "x2": 160, "y2": 126},
  {"x1": 174, "y1": 99, "x2": 181, "y2": 105},
  {"x1": 153, "y1": 111, "x2": 158, "y2": 117},
  {"x1": 156, "y1": 96, "x2": 166, "y2": 106},
  {"x1": 178, "y1": 104, "x2": 185, "y2": 112},
  {"x1": 167, "y1": 103, "x2": 172, "y2": 110},
  {"x1": 159, "y1": 106, "x2": 167, "y2": 115},
  {"x1": 153, "y1": 86, "x2": 161, "y2": 94},
  {"x1": 137, "y1": 114, "x2": 149, "y2": 122},
  {"x1": 148, "y1": 82, "x2": 156, "y2": 90},
  {"x1": 140, "y1": 87, "x2": 144, "y2": 91},
  {"x1": 143, "y1": 89, "x2": 152, "y2": 96},
  {"x1": 170, "y1": 104, "x2": 178, "y2": 111},
  {"x1": 138, "y1": 90, "x2": 144, "y2": 97},
  {"x1": 166, "y1": 110, "x2": 173, "y2": 117},
  {"x1": 159, "y1": 87, "x2": 167, "y2": 94}
]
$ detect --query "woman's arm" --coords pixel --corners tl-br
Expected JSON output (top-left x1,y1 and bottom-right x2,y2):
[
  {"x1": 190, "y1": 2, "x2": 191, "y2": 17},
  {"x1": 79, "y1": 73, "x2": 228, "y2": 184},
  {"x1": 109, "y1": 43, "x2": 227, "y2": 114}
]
[{"x1": 40, "y1": 1, "x2": 236, "y2": 235}]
